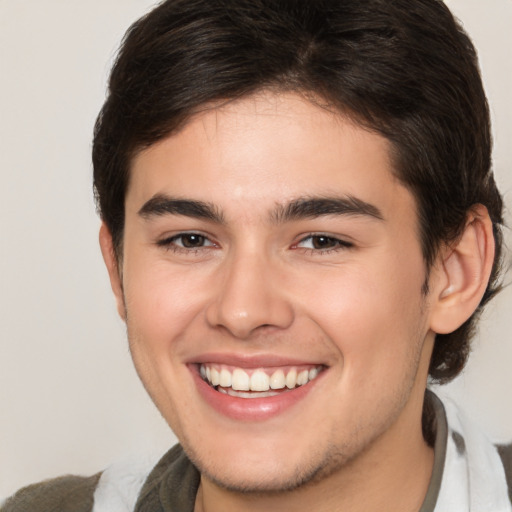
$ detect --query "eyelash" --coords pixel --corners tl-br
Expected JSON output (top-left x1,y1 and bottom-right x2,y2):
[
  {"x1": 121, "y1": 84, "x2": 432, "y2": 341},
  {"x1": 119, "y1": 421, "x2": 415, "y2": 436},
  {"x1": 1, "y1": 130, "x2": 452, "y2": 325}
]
[
  {"x1": 294, "y1": 234, "x2": 354, "y2": 255},
  {"x1": 156, "y1": 233, "x2": 217, "y2": 253},
  {"x1": 156, "y1": 232, "x2": 353, "y2": 255}
]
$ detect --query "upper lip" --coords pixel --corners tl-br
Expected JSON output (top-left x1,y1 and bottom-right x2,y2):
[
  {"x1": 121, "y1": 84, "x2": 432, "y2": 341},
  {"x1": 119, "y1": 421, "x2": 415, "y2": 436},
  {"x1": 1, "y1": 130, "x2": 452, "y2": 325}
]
[{"x1": 186, "y1": 352, "x2": 326, "y2": 369}]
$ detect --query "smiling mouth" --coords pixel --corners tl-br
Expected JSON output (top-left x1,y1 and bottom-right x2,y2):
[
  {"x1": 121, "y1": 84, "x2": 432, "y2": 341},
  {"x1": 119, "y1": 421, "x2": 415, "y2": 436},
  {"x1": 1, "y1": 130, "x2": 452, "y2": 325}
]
[{"x1": 199, "y1": 363, "x2": 324, "y2": 399}]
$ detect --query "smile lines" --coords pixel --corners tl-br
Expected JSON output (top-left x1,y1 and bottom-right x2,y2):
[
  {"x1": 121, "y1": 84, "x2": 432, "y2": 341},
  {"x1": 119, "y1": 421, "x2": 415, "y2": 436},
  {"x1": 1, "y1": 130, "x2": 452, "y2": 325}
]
[{"x1": 199, "y1": 364, "x2": 323, "y2": 397}]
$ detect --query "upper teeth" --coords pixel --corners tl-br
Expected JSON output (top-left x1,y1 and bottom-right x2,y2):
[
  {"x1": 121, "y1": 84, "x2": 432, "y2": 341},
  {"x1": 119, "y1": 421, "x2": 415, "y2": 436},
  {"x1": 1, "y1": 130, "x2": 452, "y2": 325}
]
[{"x1": 200, "y1": 364, "x2": 321, "y2": 392}]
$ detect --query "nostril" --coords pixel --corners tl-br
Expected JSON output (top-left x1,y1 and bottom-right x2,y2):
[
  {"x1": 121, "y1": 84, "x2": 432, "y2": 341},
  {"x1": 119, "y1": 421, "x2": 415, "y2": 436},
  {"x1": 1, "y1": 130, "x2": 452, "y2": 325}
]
[{"x1": 205, "y1": 263, "x2": 294, "y2": 337}]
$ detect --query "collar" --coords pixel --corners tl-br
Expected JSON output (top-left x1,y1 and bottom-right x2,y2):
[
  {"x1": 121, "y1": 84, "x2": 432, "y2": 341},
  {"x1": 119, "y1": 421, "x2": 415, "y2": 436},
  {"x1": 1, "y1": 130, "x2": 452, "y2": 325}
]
[{"x1": 420, "y1": 390, "x2": 511, "y2": 512}]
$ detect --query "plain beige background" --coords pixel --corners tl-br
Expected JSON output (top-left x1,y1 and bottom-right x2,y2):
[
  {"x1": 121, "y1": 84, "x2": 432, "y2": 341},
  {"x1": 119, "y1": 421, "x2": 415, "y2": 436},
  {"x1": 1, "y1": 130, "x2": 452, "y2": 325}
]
[{"x1": 0, "y1": 0, "x2": 511, "y2": 501}]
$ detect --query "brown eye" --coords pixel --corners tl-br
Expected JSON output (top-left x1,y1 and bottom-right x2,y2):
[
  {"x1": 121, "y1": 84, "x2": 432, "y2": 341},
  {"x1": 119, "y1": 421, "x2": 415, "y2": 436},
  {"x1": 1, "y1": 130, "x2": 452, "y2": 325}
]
[
  {"x1": 295, "y1": 234, "x2": 353, "y2": 252},
  {"x1": 310, "y1": 235, "x2": 339, "y2": 249},
  {"x1": 181, "y1": 234, "x2": 206, "y2": 248},
  {"x1": 157, "y1": 232, "x2": 215, "y2": 250}
]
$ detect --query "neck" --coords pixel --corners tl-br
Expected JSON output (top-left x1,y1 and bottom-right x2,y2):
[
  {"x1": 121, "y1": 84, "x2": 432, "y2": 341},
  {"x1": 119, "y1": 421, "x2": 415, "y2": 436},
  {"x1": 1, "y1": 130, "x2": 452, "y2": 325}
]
[{"x1": 194, "y1": 391, "x2": 435, "y2": 512}]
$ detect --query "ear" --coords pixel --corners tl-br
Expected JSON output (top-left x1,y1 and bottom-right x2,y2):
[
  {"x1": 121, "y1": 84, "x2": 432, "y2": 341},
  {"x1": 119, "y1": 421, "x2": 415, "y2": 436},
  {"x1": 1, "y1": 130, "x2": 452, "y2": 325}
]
[
  {"x1": 429, "y1": 205, "x2": 495, "y2": 334},
  {"x1": 99, "y1": 222, "x2": 126, "y2": 321}
]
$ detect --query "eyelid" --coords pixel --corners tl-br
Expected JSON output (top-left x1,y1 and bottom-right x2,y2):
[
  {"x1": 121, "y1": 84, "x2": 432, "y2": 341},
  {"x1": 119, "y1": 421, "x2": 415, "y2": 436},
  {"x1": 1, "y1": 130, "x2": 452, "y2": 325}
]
[
  {"x1": 293, "y1": 233, "x2": 354, "y2": 251},
  {"x1": 155, "y1": 231, "x2": 353, "y2": 253},
  {"x1": 156, "y1": 231, "x2": 218, "y2": 250}
]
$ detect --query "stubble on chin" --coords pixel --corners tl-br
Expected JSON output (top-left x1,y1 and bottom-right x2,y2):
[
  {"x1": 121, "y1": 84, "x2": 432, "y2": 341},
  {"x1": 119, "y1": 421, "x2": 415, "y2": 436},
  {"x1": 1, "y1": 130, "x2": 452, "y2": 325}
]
[
  {"x1": 179, "y1": 378, "x2": 420, "y2": 498},
  {"x1": 181, "y1": 439, "x2": 358, "y2": 496}
]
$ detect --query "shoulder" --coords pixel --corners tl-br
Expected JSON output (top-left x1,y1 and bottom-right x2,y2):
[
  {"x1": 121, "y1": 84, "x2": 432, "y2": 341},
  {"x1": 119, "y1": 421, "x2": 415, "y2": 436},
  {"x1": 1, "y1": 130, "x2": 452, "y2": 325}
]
[
  {"x1": 497, "y1": 443, "x2": 512, "y2": 503},
  {"x1": 1, "y1": 473, "x2": 102, "y2": 512},
  {"x1": 0, "y1": 445, "x2": 198, "y2": 512},
  {"x1": 426, "y1": 391, "x2": 512, "y2": 509},
  {"x1": 135, "y1": 444, "x2": 200, "y2": 512}
]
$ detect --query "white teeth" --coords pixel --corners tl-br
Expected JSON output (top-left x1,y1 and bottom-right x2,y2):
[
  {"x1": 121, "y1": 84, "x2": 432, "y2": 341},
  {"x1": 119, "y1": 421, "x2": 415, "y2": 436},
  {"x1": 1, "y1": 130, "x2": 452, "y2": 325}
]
[
  {"x1": 200, "y1": 364, "x2": 322, "y2": 395},
  {"x1": 219, "y1": 368, "x2": 232, "y2": 387},
  {"x1": 270, "y1": 369, "x2": 285, "y2": 390},
  {"x1": 210, "y1": 368, "x2": 220, "y2": 386},
  {"x1": 297, "y1": 369, "x2": 309, "y2": 386},
  {"x1": 250, "y1": 369, "x2": 270, "y2": 391},
  {"x1": 229, "y1": 389, "x2": 277, "y2": 398},
  {"x1": 219, "y1": 388, "x2": 280, "y2": 398},
  {"x1": 232, "y1": 368, "x2": 250, "y2": 391},
  {"x1": 285, "y1": 368, "x2": 297, "y2": 389}
]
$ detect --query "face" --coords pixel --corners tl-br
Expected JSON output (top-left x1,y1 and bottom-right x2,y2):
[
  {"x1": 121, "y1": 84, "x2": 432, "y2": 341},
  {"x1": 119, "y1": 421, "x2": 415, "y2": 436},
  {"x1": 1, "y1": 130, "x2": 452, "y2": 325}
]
[{"x1": 110, "y1": 92, "x2": 438, "y2": 492}]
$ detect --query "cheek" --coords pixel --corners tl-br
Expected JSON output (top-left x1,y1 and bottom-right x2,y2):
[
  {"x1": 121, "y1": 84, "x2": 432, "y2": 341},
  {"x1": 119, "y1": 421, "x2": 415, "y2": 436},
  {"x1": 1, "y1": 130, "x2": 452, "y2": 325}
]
[
  {"x1": 122, "y1": 261, "x2": 211, "y2": 352},
  {"x1": 296, "y1": 259, "x2": 427, "y2": 373}
]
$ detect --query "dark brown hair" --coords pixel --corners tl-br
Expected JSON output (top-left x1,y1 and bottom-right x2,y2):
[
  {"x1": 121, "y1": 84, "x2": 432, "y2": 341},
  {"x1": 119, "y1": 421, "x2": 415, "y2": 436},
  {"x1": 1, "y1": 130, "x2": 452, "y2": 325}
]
[{"x1": 93, "y1": 0, "x2": 504, "y2": 383}]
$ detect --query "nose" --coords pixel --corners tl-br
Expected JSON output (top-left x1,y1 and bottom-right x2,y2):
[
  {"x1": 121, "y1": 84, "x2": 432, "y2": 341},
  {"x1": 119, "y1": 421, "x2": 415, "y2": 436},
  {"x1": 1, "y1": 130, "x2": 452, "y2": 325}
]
[{"x1": 205, "y1": 250, "x2": 294, "y2": 339}]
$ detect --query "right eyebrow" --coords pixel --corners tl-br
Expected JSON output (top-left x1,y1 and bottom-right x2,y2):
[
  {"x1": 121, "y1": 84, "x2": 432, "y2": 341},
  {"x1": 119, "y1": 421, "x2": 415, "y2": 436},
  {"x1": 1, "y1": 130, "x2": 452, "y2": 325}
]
[
  {"x1": 138, "y1": 194, "x2": 225, "y2": 224},
  {"x1": 271, "y1": 195, "x2": 384, "y2": 224}
]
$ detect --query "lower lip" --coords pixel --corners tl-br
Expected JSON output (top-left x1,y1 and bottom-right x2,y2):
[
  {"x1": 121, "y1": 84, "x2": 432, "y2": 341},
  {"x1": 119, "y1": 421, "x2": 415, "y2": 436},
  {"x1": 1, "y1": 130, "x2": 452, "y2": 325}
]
[{"x1": 191, "y1": 366, "x2": 322, "y2": 422}]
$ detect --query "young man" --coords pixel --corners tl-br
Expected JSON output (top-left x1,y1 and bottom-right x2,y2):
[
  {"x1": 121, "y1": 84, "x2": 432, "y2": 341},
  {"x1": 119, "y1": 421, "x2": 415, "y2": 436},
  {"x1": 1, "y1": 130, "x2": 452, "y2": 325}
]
[{"x1": 3, "y1": 0, "x2": 511, "y2": 510}]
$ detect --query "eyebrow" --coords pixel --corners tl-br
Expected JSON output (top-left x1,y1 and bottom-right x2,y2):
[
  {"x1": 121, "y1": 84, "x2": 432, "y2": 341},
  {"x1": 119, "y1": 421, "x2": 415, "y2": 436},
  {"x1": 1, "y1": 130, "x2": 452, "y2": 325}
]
[
  {"x1": 138, "y1": 193, "x2": 383, "y2": 225},
  {"x1": 138, "y1": 194, "x2": 225, "y2": 223},
  {"x1": 271, "y1": 196, "x2": 384, "y2": 223}
]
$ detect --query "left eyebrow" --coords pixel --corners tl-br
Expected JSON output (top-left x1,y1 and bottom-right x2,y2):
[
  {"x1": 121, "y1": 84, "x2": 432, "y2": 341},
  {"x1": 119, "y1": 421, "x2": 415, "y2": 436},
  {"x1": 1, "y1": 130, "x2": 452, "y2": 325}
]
[
  {"x1": 138, "y1": 194, "x2": 225, "y2": 224},
  {"x1": 271, "y1": 196, "x2": 384, "y2": 223}
]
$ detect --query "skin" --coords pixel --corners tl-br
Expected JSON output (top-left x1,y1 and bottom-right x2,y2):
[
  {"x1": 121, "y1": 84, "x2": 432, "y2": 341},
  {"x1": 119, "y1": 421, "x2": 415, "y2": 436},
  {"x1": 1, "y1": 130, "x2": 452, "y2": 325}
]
[{"x1": 100, "y1": 92, "x2": 493, "y2": 511}]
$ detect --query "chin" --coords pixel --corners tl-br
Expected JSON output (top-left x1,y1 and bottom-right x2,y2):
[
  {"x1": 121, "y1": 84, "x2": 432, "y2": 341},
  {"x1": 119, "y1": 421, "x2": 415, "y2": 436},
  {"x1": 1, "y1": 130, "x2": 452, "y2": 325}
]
[
  {"x1": 183, "y1": 438, "x2": 350, "y2": 494},
  {"x1": 198, "y1": 462, "x2": 324, "y2": 494}
]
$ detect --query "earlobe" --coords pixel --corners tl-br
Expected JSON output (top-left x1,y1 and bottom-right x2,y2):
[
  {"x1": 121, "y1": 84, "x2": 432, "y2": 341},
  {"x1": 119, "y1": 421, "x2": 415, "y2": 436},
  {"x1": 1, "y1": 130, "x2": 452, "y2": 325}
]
[
  {"x1": 429, "y1": 205, "x2": 495, "y2": 334},
  {"x1": 99, "y1": 223, "x2": 127, "y2": 321}
]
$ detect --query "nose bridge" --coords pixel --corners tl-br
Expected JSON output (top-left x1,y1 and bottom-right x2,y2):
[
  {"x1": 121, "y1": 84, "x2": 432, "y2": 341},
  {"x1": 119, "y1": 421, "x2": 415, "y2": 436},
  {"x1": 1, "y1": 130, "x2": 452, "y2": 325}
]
[{"x1": 206, "y1": 243, "x2": 293, "y2": 338}]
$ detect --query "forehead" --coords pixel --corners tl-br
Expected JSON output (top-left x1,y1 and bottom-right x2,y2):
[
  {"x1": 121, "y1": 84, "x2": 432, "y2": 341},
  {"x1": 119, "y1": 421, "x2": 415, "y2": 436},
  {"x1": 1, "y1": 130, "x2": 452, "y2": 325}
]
[{"x1": 127, "y1": 92, "x2": 414, "y2": 223}]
